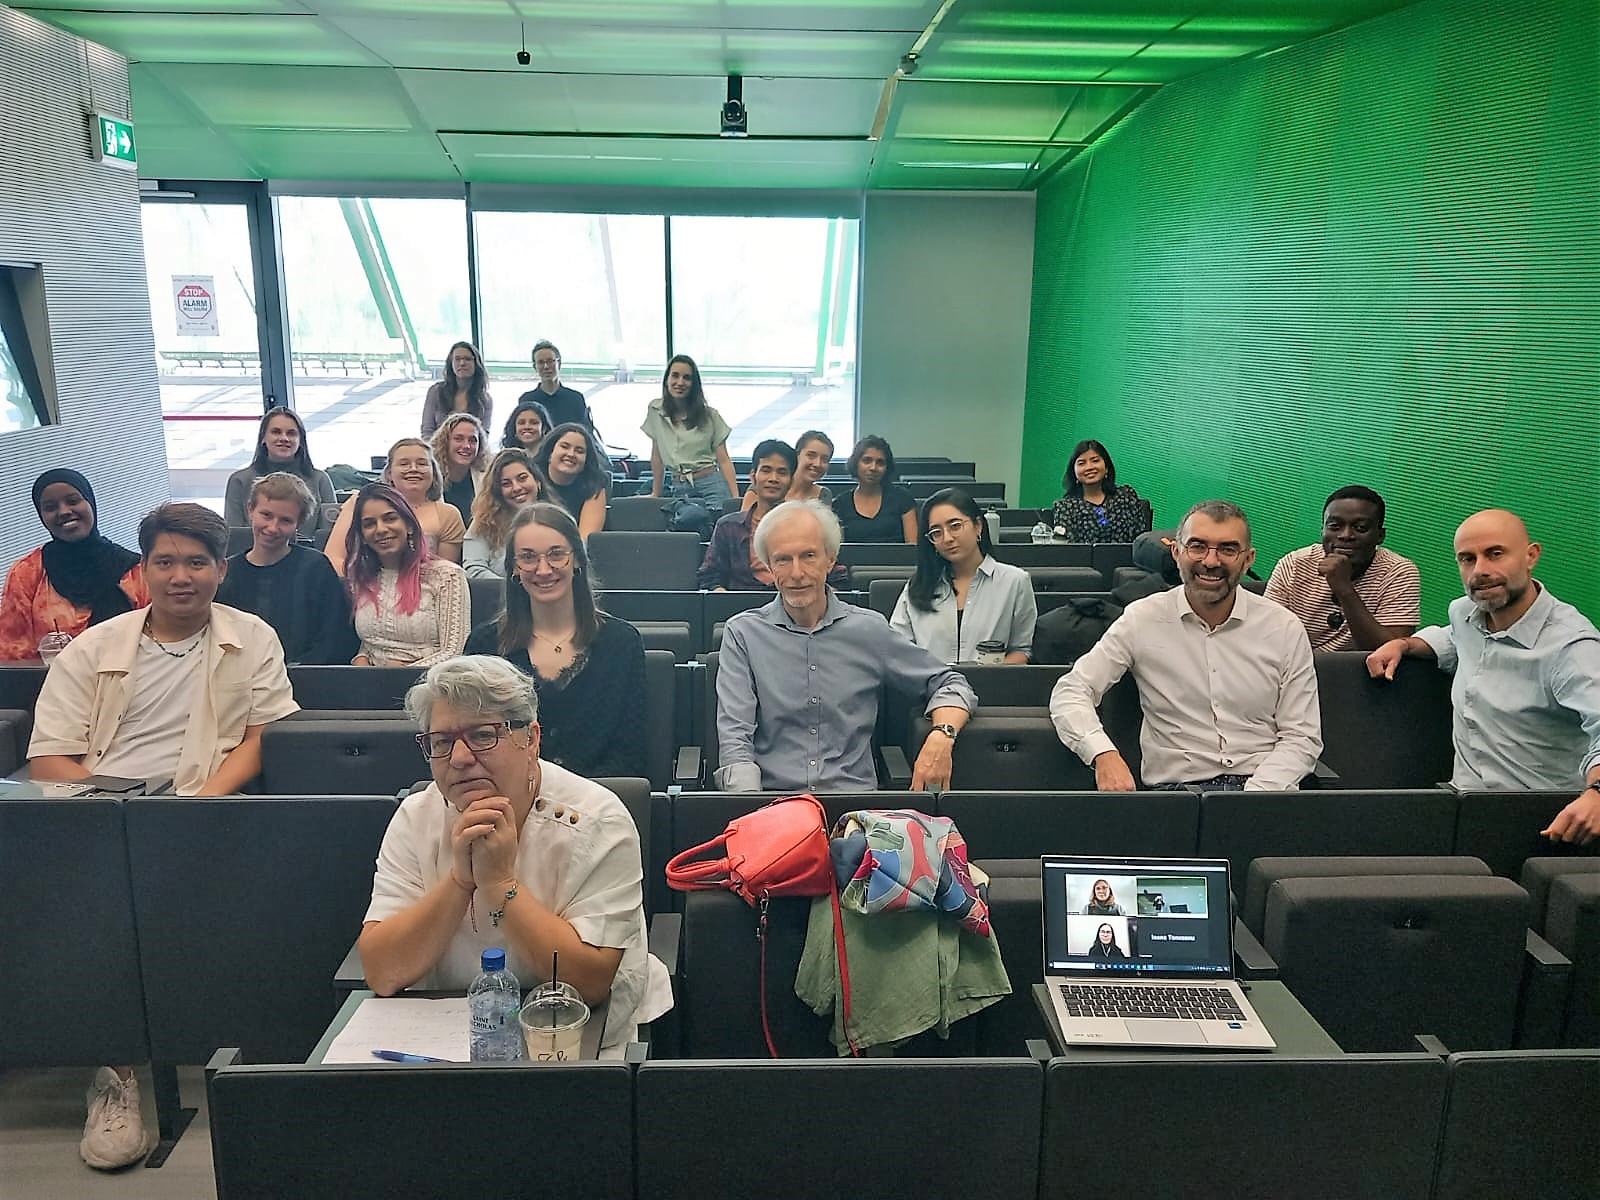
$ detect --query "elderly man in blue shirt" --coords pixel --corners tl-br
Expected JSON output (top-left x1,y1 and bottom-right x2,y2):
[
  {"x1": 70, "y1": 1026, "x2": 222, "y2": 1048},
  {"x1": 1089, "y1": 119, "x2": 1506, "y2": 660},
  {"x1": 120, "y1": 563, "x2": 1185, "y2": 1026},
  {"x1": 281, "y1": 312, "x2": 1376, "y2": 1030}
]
[
  {"x1": 1367, "y1": 509, "x2": 1600, "y2": 844},
  {"x1": 715, "y1": 499, "x2": 977, "y2": 793}
]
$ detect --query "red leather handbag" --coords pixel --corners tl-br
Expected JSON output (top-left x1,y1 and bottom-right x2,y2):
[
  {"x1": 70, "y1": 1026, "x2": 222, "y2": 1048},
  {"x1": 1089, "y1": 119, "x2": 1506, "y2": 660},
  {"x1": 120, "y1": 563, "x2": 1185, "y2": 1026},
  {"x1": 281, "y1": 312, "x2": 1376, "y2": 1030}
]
[{"x1": 666, "y1": 794, "x2": 856, "y2": 1056}]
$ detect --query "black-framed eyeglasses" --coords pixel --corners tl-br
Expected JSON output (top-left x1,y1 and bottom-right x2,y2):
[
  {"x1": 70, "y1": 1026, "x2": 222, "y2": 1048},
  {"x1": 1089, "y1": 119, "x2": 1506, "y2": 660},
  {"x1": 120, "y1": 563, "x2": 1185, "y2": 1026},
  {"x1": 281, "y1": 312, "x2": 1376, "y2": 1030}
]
[{"x1": 416, "y1": 720, "x2": 531, "y2": 760}]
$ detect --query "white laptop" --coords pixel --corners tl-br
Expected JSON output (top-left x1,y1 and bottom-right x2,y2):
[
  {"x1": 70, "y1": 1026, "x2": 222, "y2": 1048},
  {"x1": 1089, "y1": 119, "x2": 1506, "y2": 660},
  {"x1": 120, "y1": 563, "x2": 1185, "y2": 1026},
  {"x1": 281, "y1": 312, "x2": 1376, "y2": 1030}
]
[{"x1": 1041, "y1": 854, "x2": 1274, "y2": 1050}]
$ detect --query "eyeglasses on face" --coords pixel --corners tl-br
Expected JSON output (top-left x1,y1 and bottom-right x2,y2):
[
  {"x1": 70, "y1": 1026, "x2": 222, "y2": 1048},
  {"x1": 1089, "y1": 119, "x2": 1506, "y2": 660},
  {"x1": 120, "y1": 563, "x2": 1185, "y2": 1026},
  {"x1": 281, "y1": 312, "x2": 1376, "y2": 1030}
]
[
  {"x1": 416, "y1": 720, "x2": 531, "y2": 760},
  {"x1": 1181, "y1": 539, "x2": 1246, "y2": 562},
  {"x1": 512, "y1": 547, "x2": 573, "y2": 569},
  {"x1": 927, "y1": 518, "x2": 972, "y2": 543}
]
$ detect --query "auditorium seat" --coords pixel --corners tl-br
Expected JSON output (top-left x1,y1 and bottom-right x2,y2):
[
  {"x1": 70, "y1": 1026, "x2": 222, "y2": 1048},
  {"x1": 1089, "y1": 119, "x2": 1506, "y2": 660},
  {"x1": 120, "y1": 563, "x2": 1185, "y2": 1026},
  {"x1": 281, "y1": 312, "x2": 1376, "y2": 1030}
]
[
  {"x1": 260, "y1": 718, "x2": 424, "y2": 796},
  {"x1": 1198, "y1": 789, "x2": 1458, "y2": 887},
  {"x1": 587, "y1": 531, "x2": 703, "y2": 591},
  {"x1": 1040, "y1": 1054, "x2": 1444, "y2": 1200},
  {"x1": 1431, "y1": 1049, "x2": 1600, "y2": 1200},
  {"x1": 125, "y1": 795, "x2": 396, "y2": 1065},
  {"x1": 1314, "y1": 653, "x2": 1453, "y2": 788},
  {"x1": 1240, "y1": 855, "x2": 1492, "y2": 939},
  {"x1": 606, "y1": 495, "x2": 670, "y2": 532},
  {"x1": 1453, "y1": 789, "x2": 1600, "y2": 879},
  {"x1": 209, "y1": 1059, "x2": 633, "y2": 1200},
  {"x1": 1540, "y1": 870, "x2": 1600, "y2": 1045},
  {"x1": 1262, "y1": 874, "x2": 1530, "y2": 1051},
  {"x1": 636, "y1": 1059, "x2": 1040, "y2": 1199}
]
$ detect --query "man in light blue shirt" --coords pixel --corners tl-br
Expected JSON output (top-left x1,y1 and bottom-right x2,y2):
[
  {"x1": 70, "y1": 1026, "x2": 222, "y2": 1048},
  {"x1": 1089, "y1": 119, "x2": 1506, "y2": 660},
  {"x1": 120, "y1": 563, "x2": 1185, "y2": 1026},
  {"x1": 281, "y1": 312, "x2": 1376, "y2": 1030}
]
[
  {"x1": 1368, "y1": 509, "x2": 1600, "y2": 844},
  {"x1": 716, "y1": 500, "x2": 976, "y2": 793}
]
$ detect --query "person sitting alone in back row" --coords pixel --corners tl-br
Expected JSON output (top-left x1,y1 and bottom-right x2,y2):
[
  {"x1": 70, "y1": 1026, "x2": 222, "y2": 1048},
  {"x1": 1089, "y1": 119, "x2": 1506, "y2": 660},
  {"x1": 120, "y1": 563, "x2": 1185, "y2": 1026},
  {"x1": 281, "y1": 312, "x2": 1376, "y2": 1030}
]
[
  {"x1": 1264, "y1": 485, "x2": 1420, "y2": 652},
  {"x1": 216, "y1": 473, "x2": 357, "y2": 665}
]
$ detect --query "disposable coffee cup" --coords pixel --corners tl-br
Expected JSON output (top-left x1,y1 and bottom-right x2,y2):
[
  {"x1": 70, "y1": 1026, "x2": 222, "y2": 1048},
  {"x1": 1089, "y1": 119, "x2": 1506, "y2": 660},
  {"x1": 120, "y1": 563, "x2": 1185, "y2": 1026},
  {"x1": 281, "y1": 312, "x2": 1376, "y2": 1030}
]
[
  {"x1": 975, "y1": 639, "x2": 1006, "y2": 665},
  {"x1": 37, "y1": 630, "x2": 71, "y2": 664},
  {"x1": 520, "y1": 983, "x2": 589, "y2": 1062}
]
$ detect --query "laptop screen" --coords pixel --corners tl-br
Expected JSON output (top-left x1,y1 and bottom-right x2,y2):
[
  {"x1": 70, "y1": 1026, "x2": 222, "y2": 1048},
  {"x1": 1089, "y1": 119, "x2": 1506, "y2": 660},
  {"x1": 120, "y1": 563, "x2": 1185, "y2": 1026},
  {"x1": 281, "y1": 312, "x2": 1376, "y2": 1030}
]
[{"x1": 1041, "y1": 856, "x2": 1234, "y2": 978}]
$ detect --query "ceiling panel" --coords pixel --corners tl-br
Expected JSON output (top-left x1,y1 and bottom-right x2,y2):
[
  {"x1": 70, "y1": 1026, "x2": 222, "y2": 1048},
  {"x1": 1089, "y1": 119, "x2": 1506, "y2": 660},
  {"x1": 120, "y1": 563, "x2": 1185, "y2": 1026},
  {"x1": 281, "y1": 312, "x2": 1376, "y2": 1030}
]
[
  {"x1": 151, "y1": 63, "x2": 423, "y2": 130},
  {"x1": 34, "y1": 11, "x2": 384, "y2": 66},
  {"x1": 441, "y1": 132, "x2": 872, "y2": 187}
]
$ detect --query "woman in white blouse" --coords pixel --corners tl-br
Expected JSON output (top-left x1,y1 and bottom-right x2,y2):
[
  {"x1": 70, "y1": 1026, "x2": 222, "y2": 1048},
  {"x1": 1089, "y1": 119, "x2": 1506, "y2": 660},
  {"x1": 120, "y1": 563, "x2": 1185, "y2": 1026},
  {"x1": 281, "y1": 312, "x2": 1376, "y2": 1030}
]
[
  {"x1": 343, "y1": 483, "x2": 469, "y2": 667},
  {"x1": 891, "y1": 487, "x2": 1036, "y2": 664}
]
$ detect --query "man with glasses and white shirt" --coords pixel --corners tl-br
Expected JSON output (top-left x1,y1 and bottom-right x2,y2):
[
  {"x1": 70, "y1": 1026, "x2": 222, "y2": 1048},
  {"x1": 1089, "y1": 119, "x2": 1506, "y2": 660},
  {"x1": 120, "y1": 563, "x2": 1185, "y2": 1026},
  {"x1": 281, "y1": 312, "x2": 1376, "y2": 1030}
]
[{"x1": 1050, "y1": 499, "x2": 1322, "y2": 792}]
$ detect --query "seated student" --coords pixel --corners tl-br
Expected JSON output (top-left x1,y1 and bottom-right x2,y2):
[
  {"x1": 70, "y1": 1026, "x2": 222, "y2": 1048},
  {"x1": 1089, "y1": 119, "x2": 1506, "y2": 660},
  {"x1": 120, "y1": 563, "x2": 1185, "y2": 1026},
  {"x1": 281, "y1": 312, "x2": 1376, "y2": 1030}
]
[
  {"x1": 464, "y1": 503, "x2": 646, "y2": 779},
  {"x1": 359, "y1": 655, "x2": 671, "y2": 1053},
  {"x1": 1087, "y1": 922, "x2": 1127, "y2": 960},
  {"x1": 517, "y1": 340, "x2": 599, "y2": 438},
  {"x1": 892, "y1": 487, "x2": 1035, "y2": 664},
  {"x1": 500, "y1": 397, "x2": 553, "y2": 453},
  {"x1": 1051, "y1": 439, "x2": 1152, "y2": 544},
  {"x1": 532, "y1": 422, "x2": 608, "y2": 539},
  {"x1": 833, "y1": 435, "x2": 917, "y2": 544},
  {"x1": 222, "y1": 406, "x2": 337, "y2": 539},
  {"x1": 1083, "y1": 878, "x2": 1124, "y2": 916},
  {"x1": 28, "y1": 502, "x2": 298, "y2": 1170},
  {"x1": 1264, "y1": 485, "x2": 1421, "y2": 652},
  {"x1": 216, "y1": 473, "x2": 358, "y2": 665},
  {"x1": 463, "y1": 448, "x2": 545, "y2": 579},
  {"x1": 344, "y1": 484, "x2": 469, "y2": 668},
  {"x1": 430, "y1": 413, "x2": 491, "y2": 530},
  {"x1": 0, "y1": 469, "x2": 148, "y2": 661},
  {"x1": 741, "y1": 429, "x2": 834, "y2": 510},
  {"x1": 325, "y1": 438, "x2": 466, "y2": 575},
  {"x1": 421, "y1": 339, "x2": 492, "y2": 438}
]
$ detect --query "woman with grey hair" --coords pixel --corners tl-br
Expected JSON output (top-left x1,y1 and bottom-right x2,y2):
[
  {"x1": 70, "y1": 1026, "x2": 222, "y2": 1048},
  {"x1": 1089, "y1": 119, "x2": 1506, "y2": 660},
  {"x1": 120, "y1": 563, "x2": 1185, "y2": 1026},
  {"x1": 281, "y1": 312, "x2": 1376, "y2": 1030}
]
[{"x1": 358, "y1": 655, "x2": 670, "y2": 1054}]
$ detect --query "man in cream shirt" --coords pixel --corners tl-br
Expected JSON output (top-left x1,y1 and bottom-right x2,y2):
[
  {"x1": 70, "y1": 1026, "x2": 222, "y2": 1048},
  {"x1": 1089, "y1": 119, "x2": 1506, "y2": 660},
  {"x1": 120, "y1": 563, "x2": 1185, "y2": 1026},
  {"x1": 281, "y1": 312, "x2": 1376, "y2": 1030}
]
[
  {"x1": 1051, "y1": 500, "x2": 1322, "y2": 792},
  {"x1": 28, "y1": 502, "x2": 298, "y2": 1171}
]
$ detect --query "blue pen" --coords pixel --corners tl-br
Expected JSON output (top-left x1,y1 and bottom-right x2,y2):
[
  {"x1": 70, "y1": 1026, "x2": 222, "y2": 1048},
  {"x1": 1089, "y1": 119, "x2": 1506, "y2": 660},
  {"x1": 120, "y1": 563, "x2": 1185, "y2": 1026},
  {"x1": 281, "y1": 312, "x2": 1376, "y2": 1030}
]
[{"x1": 371, "y1": 1049, "x2": 446, "y2": 1063}]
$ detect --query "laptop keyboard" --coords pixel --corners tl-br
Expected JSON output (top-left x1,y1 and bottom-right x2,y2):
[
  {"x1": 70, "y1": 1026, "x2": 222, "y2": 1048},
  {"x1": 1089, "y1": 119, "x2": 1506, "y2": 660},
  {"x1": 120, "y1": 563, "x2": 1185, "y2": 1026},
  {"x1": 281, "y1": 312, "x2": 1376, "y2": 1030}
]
[{"x1": 1058, "y1": 983, "x2": 1246, "y2": 1021}]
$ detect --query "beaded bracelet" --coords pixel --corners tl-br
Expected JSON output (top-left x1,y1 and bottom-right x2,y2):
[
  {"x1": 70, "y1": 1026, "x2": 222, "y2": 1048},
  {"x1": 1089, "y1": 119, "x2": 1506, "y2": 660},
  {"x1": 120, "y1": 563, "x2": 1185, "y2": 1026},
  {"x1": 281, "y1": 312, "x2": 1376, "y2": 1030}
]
[{"x1": 490, "y1": 882, "x2": 520, "y2": 928}]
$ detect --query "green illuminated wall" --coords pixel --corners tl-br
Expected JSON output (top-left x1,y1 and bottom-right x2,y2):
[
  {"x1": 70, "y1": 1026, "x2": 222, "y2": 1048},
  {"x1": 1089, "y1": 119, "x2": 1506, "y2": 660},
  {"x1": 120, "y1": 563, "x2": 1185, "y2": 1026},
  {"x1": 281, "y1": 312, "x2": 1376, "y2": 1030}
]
[{"x1": 1022, "y1": 0, "x2": 1600, "y2": 623}]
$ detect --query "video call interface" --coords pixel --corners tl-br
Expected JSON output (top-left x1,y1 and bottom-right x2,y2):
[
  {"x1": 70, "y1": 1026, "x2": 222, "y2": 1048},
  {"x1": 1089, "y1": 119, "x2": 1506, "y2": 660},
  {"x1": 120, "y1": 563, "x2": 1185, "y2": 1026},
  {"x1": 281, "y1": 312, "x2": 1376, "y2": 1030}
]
[{"x1": 1043, "y1": 860, "x2": 1231, "y2": 976}]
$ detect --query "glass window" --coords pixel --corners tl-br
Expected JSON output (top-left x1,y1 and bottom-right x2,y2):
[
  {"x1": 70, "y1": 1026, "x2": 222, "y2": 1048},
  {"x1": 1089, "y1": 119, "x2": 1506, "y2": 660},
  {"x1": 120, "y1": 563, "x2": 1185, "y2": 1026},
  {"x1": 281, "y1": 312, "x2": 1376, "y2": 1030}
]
[
  {"x1": 140, "y1": 201, "x2": 265, "y2": 510},
  {"x1": 278, "y1": 196, "x2": 469, "y2": 466},
  {"x1": 667, "y1": 215, "x2": 858, "y2": 459}
]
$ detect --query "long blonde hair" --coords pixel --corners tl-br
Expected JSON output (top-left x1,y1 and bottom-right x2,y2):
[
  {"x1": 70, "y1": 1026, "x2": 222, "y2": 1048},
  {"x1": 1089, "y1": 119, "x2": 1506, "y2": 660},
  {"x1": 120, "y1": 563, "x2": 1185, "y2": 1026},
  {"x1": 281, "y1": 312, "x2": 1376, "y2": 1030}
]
[{"x1": 469, "y1": 447, "x2": 544, "y2": 553}]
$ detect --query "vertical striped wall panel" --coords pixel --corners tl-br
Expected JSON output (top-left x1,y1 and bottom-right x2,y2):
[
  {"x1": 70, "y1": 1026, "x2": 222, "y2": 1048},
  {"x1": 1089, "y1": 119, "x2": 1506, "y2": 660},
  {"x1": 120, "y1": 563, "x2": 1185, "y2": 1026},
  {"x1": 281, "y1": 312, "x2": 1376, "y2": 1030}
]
[
  {"x1": 0, "y1": 8, "x2": 168, "y2": 587},
  {"x1": 1022, "y1": 0, "x2": 1600, "y2": 623}
]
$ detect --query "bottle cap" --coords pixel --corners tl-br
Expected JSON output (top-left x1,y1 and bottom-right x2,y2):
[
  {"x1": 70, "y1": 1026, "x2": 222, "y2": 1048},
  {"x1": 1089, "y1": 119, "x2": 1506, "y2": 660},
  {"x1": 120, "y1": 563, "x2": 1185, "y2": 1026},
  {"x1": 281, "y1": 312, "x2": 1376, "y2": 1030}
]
[{"x1": 481, "y1": 948, "x2": 506, "y2": 972}]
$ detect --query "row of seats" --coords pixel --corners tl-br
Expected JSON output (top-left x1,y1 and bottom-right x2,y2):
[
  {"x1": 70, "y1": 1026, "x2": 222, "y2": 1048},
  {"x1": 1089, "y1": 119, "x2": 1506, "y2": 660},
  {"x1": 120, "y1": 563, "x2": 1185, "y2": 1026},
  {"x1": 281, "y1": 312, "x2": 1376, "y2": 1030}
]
[{"x1": 205, "y1": 1047, "x2": 1600, "y2": 1200}]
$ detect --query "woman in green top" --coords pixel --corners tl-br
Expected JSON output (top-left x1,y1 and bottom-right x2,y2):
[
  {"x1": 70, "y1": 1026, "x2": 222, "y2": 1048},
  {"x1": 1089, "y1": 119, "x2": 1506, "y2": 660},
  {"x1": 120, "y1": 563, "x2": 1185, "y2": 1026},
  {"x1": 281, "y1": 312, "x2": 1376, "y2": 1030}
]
[{"x1": 642, "y1": 354, "x2": 738, "y2": 510}]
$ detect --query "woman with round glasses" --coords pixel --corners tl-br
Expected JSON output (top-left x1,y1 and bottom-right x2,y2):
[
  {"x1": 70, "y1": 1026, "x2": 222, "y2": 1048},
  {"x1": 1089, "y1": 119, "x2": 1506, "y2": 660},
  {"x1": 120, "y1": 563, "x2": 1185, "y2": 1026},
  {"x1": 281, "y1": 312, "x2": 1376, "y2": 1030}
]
[
  {"x1": 359, "y1": 655, "x2": 672, "y2": 1055},
  {"x1": 1051, "y1": 439, "x2": 1152, "y2": 544},
  {"x1": 463, "y1": 503, "x2": 646, "y2": 778},
  {"x1": 892, "y1": 488, "x2": 1035, "y2": 664}
]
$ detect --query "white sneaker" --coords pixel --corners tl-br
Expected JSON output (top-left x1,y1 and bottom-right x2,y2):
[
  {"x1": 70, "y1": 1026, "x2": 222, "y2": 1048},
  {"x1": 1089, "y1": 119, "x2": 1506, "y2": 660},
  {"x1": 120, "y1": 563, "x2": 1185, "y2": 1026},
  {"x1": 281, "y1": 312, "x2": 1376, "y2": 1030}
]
[{"x1": 80, "y1": 1067, "x2": 151, "y2": 1170}]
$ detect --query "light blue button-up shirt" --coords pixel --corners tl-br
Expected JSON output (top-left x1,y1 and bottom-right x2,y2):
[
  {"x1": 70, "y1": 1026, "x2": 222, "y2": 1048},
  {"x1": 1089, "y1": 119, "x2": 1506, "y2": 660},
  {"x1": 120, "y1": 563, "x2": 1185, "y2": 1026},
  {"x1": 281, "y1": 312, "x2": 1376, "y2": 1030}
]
[
  {"x1": 1415, "y1": 584, "x2": 1600, "y2": 791},
  {"x1": 889, "y1": 555, "x2": 1037, "y2": 663},
  {"x1": 716, "y1": 592, "x2": 977, "y2": 793}
]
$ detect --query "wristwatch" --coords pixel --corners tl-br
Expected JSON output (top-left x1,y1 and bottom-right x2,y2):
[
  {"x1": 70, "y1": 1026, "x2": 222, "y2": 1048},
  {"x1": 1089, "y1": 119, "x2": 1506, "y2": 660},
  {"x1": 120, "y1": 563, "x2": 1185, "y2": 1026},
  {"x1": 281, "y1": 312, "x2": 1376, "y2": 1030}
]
[{"x1": 930, "y1": 722, "x2": 959, "y2": 743}]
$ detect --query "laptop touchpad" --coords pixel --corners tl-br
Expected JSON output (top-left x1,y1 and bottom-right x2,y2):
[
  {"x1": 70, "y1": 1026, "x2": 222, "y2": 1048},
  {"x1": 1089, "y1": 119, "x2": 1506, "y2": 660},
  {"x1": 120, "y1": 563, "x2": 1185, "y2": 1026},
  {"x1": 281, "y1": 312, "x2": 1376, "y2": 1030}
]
[{"x1": 1124, "y1": 1019, "x2": 1206, "y2": 1044}]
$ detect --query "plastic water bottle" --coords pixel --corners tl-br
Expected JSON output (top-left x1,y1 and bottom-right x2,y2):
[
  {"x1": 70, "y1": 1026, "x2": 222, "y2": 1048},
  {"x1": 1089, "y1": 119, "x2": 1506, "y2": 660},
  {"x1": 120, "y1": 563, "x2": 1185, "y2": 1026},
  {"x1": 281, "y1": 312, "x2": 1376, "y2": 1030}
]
[{"x1": 468, "y1": 948, "x2": 523, "y2": 1062}]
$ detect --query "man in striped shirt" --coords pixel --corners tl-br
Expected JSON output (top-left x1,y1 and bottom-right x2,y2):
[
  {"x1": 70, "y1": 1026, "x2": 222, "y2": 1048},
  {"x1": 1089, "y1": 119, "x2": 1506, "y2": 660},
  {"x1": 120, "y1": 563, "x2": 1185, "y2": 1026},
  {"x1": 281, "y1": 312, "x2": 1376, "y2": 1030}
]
[{"x1": 1264, "y1": 486, "x2": 1420, "y2": 652}]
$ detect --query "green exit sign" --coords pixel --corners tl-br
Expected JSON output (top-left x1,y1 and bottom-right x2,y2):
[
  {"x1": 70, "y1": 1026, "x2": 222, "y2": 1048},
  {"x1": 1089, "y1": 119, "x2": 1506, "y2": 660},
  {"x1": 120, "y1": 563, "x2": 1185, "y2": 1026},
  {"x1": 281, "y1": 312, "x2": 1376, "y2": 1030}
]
[{"x1": 91, "y1": 113, "x2": 137, "y2": 169}]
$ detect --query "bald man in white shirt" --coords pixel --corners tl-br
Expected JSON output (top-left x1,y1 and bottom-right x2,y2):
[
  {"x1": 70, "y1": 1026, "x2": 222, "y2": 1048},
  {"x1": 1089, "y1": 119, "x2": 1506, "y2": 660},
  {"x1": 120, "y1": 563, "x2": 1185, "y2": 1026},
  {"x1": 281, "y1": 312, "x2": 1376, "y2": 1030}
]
[{"x1": 1051, "y1": 499, "x2": 1322, "y2": 792}]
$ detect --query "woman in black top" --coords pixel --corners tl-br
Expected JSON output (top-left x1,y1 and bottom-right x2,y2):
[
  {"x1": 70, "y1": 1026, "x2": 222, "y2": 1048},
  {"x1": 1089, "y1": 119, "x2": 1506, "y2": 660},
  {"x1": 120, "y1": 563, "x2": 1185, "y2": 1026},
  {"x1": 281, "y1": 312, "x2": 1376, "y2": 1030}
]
[
  {"x1": 833, "y1": 435, "x2": 916, "y2": 544},
  {"x1": 463, "y1": 502, "x2": 645, "y2": 778},
  {"x1": 1088, "y1": 923, "x2": 1127, "y2": 960},
  {"x1": 1051, "y1": 439, "x2": 1151, "y2": 544}
]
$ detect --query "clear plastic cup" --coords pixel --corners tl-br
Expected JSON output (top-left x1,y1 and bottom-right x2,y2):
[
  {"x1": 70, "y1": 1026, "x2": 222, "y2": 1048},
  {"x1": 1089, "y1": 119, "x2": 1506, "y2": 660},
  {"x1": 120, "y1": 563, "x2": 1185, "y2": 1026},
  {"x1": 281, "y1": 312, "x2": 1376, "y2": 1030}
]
[
  {"x1": 37, "y1": 630, "x2": 72, "y2": 664},
  {"x1": 519, "y1": 982, "x2": 589, "y2": 1062}
]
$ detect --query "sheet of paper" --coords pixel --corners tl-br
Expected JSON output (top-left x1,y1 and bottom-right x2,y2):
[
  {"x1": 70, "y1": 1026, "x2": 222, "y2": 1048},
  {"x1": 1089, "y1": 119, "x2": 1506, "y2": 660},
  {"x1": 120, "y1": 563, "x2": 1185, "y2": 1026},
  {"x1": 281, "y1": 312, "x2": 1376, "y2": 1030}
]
[{"x1": 321, "y1": 996, "x2": 471, "y2": 1064}]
